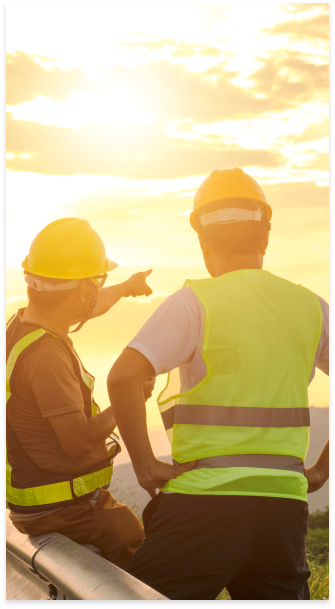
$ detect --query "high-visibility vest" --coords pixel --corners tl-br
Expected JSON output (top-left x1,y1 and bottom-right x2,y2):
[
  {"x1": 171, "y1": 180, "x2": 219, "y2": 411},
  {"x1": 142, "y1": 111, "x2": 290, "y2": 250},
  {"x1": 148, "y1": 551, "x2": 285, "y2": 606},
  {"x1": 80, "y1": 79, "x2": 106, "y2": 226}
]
[
  {"x1": 158, "y1": 270, "x2": 323, "y2": 501},
  {"x1": 6, "y1": 311, "x2": 120, "y2": 513}
]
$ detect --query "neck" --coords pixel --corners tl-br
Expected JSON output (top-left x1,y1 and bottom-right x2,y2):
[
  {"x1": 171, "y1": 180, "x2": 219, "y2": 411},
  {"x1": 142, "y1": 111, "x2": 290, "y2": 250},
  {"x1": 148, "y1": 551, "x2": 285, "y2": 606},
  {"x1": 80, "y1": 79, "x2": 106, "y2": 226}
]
[
  {"x1": 209, "y1": 251, "x2": 263, "y2": 278},
  {"x1": 24, "y1": 304, "x2": 71, "y2": 335}
]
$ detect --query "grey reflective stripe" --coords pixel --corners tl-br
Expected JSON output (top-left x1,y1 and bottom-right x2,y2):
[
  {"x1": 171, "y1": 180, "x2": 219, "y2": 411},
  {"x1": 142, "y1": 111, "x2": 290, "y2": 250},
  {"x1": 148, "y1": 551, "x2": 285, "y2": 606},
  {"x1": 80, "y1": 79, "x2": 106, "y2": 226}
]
[
  {"x1": 161, "y1": 405, "x2": 310, "y2": 429},
  {"x1": 173, "y1": 454, "x2": 304, "y2": 473}
]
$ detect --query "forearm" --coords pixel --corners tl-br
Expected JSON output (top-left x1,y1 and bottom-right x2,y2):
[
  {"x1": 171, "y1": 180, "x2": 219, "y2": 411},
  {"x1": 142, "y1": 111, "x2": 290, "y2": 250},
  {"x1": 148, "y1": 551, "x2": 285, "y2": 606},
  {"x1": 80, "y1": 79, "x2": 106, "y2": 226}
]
[
  {"x1": 86, "y1": 406, "x2": 116, "y2": 443},
  {"x1": 315, "y1": 440, "x2": 329, "y2": 482},
  {"x1": 91, "y1": 284, "x2": 128, "y2": 319},
  {"x1": 108, "y1": 380, "x2": 155, "y2": 472}
]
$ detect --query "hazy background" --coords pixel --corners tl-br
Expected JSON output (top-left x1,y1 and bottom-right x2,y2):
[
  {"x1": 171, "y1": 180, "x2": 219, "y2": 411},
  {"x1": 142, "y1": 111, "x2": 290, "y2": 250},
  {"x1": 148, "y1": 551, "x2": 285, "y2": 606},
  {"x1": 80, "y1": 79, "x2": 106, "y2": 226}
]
[{"x1": 6, "y1": 3, "x2": 328, "y2": 463}]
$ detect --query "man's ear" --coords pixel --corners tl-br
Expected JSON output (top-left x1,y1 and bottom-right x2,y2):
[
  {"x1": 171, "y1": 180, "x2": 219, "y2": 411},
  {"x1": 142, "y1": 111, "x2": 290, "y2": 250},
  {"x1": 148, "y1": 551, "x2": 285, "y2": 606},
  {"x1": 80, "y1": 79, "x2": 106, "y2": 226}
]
[
  {"x1": 260, "y1": 229, "x2": 270, "y2": 256},
  {"x1": 78, "y1": 279, "x2": 91, "y2": 302},
  {"x1": 198, "y1": 234, "x2": 213, "y2": 259}
]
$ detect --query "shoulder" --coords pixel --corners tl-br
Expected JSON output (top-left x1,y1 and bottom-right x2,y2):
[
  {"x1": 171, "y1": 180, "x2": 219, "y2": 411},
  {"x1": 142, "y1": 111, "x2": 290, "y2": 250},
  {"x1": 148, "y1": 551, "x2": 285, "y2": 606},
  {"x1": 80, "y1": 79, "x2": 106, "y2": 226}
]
[
  {"x1": 151, "y1": 286, "x2": 203, "y2": 325},
  {"x1": 21, "y1": 333, "x2": 75, "y2": 373}
]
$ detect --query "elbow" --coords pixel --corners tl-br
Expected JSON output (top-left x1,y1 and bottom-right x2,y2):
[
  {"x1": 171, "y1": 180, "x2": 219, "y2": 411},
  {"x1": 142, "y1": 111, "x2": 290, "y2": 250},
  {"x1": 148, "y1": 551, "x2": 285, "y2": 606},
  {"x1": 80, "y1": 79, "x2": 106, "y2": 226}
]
[
  {"x1": 62, "y1": 439, "x2": 94, "y2": 459},
  {"x1": 107, "y1": 361, "x2": 130, "y2": 394}
]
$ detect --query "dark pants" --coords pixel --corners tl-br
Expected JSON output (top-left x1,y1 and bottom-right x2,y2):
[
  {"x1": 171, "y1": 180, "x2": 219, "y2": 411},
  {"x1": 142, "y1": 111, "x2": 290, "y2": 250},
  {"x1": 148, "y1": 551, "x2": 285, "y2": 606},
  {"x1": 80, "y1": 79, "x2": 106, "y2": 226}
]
[{"x1": 127, "y1": 493, "x2": 310, "y2": 600}]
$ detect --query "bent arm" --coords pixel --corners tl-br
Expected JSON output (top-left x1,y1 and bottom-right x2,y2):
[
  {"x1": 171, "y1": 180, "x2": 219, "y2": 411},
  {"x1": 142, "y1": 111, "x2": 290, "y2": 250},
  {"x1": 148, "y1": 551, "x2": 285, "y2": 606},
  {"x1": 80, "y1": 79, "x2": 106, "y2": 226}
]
[
  {"x1": 304, "y1": 440, "x2": 329, "y2": 493},
  {"x1": 108, "y1": 348, "x2": 196, "y2": 498},
  {"x1": 49, "y1": 407, "x2": 116, "y2": 459},
  {"x1": 108, "y1": 348, "x2": 156, "y2": 469}
]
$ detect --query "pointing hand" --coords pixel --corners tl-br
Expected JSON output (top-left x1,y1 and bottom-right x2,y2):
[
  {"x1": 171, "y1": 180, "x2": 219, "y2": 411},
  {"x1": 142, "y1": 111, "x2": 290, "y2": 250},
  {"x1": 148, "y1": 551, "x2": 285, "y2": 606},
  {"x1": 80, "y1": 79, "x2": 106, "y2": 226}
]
[{"x1": 123, "y1": 270, "x2": 153, "y2": 298}]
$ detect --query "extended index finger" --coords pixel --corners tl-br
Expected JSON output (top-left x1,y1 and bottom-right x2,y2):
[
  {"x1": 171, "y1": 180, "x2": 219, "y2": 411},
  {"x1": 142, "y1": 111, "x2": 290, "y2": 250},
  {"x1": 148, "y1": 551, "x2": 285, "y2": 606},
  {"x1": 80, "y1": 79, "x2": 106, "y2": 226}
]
[{"x1": 142, "y1": 269, "x2": 153, "y2": 277}]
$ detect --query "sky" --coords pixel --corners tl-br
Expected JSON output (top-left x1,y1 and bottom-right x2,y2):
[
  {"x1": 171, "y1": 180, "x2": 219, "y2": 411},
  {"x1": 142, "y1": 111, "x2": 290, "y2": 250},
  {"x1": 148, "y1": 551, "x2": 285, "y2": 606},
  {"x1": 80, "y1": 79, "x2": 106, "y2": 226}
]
[{"x1": 6, "y1": 3, "x2": 329, "y2": 460}]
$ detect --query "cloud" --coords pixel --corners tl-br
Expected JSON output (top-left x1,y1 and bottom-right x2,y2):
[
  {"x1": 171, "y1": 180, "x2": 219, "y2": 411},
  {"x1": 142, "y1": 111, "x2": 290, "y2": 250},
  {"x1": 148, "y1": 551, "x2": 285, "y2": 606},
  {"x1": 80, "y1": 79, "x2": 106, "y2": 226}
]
[
  {"x1": 6, "y1": 51, "x2": 92, "y2": 105},
  {"x1": 303, "y1": 153, "x2": 329, "y2": 172},
  {"x1": 265, "y1": 13, "x2": 328, "y2": 41},
  {"x1": 117, "y1": 37, "x2": 223, "y2": 58},
  {"x1": 283, "y1": 2, "x2": 329, "y2": 13},
  {"x1": 295, "y1": 121, "x2": 328, "y2": 143},
  {"x1": 6, "y1": 111, "x2": 282, "y2": 178},
  {"x1": 250, "y1": 51, "x2": 328, "y2": 106},
  {"x1": 7, "y1": 49, "x2": 328, "y2": 130}
]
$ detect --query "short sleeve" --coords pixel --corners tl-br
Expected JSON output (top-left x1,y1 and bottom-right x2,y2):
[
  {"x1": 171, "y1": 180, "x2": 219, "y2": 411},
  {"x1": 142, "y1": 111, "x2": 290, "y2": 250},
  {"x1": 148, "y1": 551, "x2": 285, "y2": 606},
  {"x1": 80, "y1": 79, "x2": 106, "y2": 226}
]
[
  {"x1": 22, "y1": 338, "x2": 86, "y2": 418},
  {"x1": 127, "y1": 287, "x2": 202, "y2": 376}
]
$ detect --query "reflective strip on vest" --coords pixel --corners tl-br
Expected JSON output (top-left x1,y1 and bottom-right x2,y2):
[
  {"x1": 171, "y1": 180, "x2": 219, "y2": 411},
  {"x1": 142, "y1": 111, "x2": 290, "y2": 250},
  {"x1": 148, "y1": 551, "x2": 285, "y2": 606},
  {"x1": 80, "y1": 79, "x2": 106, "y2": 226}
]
[
  {"x1": 161, "y1": 405, "x2": 310, "y2": 430},
  {"x1": 173, "y1": 455, "x2": 304, "y2": 473},
  {"x1": 6, "y1": 465, "x2": 113, "y2": 507},
  {"x1": 69, "y1": 348, "x2": 95, "y2": 391},
  {"x1": 6, "y1": 329, "x2": 47, "y2": 401}
]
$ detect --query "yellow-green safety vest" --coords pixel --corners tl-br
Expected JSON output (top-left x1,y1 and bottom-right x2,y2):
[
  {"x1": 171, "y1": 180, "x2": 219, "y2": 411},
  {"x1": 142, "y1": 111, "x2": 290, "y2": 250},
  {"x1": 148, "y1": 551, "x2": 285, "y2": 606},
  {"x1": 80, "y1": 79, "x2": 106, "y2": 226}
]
[
  {"x1": 6, "y1": 312, "x2": 120, "y2": 510},
  {"x1": 158, "y1": 270, "x2": 322, "y2": 501}
]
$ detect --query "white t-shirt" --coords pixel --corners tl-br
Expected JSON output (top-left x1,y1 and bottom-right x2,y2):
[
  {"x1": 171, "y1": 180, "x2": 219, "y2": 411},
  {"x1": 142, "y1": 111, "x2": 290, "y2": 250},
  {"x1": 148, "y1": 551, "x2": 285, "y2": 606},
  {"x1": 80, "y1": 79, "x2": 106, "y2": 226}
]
[{"x1": 128, "y1": 286, "x2": 329, "y2": 391}]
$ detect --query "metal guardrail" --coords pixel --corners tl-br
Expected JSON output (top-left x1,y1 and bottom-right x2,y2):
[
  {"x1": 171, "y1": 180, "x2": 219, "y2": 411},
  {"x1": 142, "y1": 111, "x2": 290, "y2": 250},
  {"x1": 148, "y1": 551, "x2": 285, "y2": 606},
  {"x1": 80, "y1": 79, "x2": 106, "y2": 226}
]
[{"x1": 6, "y1": 512, "x2": 168, "y2": 600}]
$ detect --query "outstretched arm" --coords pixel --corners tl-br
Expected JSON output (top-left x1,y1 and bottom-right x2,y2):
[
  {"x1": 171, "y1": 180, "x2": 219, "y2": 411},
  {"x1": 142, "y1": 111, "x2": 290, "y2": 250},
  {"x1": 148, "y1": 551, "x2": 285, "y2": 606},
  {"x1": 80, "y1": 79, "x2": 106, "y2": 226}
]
[
  {"x1": 304, "y1": 440, "x2": 329, "y2": 493},
  {"x1": 91, "y1": 270, "x2": 153, "y2": 319},
  {"x1": 108, "y1": 347, "x2": 196, "y2": 498}
]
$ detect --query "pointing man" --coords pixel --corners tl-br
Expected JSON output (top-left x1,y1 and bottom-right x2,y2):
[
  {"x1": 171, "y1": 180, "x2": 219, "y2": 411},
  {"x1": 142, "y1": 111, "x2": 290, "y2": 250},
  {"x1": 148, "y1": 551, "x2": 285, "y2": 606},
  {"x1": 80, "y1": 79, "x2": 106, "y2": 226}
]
[
  {"x1": 6, "y1": 217, "x2": 154, "y2": 568},
  {"x1": 108, "y1": 168, "x2": 329, "y2": 599}
]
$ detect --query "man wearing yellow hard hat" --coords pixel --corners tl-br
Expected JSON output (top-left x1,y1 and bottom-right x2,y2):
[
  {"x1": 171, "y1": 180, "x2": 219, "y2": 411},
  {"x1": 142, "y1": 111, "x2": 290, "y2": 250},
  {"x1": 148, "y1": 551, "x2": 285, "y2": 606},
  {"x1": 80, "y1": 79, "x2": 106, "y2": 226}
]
[
  {"x1": 108, "y1": 168, "x2": 329, "y2": 599},
  {"x1": 6, "y1": 217, "x2": 155, "y2": 568}
]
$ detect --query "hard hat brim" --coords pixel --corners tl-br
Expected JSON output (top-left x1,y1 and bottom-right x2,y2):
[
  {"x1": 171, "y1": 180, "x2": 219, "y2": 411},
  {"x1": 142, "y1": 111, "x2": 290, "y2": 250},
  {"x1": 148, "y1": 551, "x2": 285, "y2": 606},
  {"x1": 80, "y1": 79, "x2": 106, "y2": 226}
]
[{"x1": 106, "y1": 259, "x2": 118, "y2": 272}]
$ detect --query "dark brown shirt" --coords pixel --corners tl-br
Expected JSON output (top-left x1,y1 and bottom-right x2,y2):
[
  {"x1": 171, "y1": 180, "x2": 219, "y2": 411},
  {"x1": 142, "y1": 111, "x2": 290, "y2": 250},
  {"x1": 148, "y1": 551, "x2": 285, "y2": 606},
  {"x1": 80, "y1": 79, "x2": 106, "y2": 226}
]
[{"x1": 7, "y1": 312, "x2": 109, "y2": 521}]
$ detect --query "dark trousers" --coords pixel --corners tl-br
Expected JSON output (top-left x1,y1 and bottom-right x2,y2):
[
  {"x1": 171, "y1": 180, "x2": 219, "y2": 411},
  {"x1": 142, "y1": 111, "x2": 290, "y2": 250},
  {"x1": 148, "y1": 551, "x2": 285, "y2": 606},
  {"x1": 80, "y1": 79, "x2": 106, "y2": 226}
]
[{"x1": 127, "y1": 493, "x2": 310, "y2": 600}]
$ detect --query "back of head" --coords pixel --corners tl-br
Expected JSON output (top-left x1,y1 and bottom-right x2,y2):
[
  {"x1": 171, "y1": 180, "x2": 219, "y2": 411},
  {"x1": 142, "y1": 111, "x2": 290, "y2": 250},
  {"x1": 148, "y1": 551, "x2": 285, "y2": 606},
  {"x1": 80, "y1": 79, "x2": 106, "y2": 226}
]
[
  {"x1": 190, "y1": 168, "x2": 272, "y2": 257},
  {"x1": 25, "y1": 272, "x2": 81, "y2": 312},
  {"x1": 22, "y1": 217, "x2": 118, "y2": 326}
]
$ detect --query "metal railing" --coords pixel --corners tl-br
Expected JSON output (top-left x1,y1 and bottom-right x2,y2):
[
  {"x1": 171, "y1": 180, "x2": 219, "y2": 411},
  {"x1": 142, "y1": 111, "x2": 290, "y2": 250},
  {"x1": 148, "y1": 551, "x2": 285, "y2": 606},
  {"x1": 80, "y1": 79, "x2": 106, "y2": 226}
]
[{"x1": 6, "y1": 512, "x2": 168, "y2": 600}]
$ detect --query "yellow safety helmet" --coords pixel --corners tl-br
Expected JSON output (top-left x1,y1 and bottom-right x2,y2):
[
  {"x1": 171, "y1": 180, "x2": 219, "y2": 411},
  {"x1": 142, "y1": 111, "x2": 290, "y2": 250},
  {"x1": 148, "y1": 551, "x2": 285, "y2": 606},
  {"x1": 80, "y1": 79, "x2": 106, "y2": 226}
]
[
  {"x1": 190, "y1": 168, "x2": 272, "y2": 231},
  {"x1": 22, "y1": 218, "x2": 118, "y2": 279}
]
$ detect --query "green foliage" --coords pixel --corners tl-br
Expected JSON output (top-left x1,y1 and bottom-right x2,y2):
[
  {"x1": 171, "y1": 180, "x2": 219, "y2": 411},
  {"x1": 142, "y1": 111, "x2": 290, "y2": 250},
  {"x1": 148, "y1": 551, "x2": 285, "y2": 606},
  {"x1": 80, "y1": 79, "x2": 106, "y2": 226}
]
[
  {"x1": 306, "y1": 528, "x2": 329, "y2": 563},
  {"x1": 308, "y1": 506, "x2": 329, "y2": 530},
  {"x1": 308, "y1": 560, "x2": 329, "y2": 600}
]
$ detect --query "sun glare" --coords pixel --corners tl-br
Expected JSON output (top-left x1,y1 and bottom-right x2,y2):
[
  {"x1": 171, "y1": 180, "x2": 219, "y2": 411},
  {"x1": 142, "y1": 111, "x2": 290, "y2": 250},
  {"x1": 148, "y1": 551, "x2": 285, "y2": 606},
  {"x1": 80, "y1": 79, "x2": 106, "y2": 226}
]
[{"x1": 6, "y1": 2, "x2": 328, "y2": 407}]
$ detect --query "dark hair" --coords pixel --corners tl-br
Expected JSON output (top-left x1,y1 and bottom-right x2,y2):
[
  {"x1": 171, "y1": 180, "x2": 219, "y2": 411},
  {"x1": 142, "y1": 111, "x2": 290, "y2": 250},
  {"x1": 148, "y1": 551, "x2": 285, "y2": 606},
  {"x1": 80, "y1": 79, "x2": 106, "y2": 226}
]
[
  {"x1": 196, "y1": 198, "x2": 271, "y2": 256},
  {"x1": 25, "y1": 272, "x2": 80, "y2": 311}
]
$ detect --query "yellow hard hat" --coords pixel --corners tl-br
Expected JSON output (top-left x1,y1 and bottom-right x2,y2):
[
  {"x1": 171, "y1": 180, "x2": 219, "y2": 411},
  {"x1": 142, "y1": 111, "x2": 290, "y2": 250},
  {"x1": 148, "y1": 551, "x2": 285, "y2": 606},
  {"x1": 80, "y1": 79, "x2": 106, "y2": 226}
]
[
  {"x1": 22, "y1": 218, "x2": 118, "y2": 279},
  {"x1": 190, "y1": 168, "x2": 272, "y2": 230}
]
